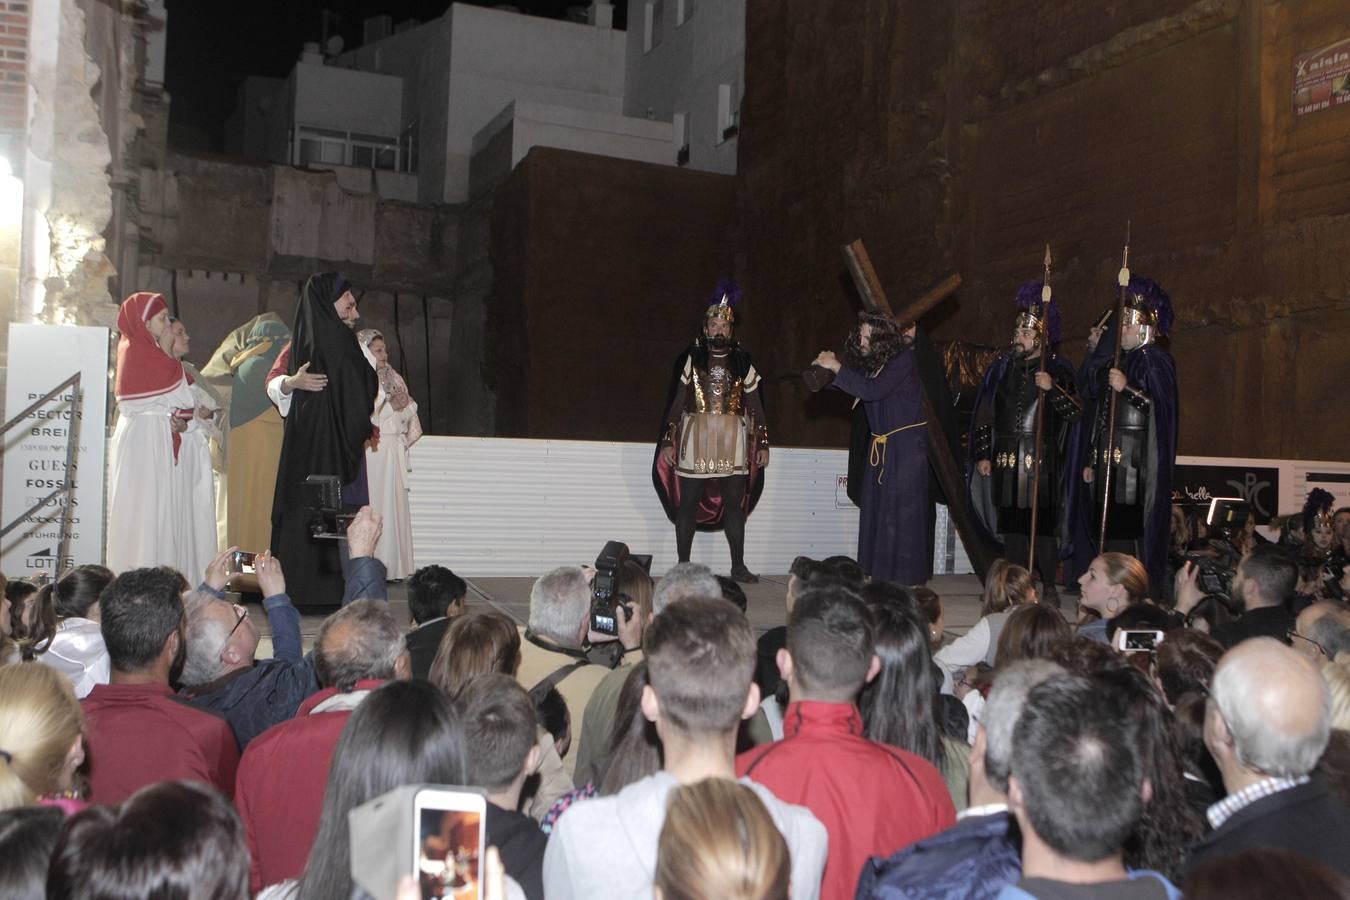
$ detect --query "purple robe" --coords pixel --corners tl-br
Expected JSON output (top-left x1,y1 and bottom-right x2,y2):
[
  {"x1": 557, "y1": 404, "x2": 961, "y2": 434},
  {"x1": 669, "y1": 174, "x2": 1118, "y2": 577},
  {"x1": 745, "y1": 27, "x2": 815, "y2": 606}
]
[{"x1": 833, "y1": 347, "x2": 929, "y2": 584}]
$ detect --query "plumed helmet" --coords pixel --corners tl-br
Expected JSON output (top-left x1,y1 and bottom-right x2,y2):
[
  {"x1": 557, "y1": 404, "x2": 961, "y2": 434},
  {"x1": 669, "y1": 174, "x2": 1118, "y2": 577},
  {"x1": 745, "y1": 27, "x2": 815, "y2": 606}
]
[
  {"x1": 705, "y1": 277, "x2": 742, "y2": 327},
  {"x1": 1120, "y1": 276, "x2": 1173, "y2": 344},
  {"x1": 1014, "y1": 280, "x2": 1062, "y2": 346}
]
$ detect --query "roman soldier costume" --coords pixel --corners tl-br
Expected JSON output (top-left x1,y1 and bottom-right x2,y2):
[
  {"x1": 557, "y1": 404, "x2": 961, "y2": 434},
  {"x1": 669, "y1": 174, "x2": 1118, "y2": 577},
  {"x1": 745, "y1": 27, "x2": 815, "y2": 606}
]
[
  {"x1": 1077, "y1": 276, "x2": 1179, "y2": 593},
  {"x1": 653, "y1": 279, "x2": 768, "y2": 582},
  {"x1": 970, "y1": 282, "x2": 1082, "y2": 603}
]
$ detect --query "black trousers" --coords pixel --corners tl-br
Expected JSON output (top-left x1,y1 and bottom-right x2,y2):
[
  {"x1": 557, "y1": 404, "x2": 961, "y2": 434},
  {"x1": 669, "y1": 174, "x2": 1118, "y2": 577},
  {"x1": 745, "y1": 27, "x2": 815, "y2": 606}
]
[
  {"x1": 1002, "y1": 532, "x2": 1060, "y2": 594},
  {"x1": 676, "y1": 475, "x2": 747, "y2": 567}
]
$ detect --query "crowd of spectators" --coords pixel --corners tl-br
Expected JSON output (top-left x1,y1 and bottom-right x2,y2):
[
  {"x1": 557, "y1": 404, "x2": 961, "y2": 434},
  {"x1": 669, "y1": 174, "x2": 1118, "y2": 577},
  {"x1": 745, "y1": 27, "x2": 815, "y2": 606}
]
[{"x1": 1, "y1": 506, "x2": 1349, "y2": 899}]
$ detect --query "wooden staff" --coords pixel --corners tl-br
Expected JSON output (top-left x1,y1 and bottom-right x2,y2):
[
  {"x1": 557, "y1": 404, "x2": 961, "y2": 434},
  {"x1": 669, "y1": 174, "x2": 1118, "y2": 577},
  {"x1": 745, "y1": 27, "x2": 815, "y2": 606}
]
[
  {"x1": 1026, "y1": 245, "x2": 1052, "y2": 577},
  {"x1": 1098, "y1": 224, "x2": 1131, "y2": 549}
]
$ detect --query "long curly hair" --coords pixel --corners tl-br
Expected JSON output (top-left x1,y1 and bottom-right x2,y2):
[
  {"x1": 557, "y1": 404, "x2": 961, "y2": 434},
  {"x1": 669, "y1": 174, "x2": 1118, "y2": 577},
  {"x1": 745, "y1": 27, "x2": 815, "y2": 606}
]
[{"x1": 843, "y1": 312, "x2": 906, "y2": 370}]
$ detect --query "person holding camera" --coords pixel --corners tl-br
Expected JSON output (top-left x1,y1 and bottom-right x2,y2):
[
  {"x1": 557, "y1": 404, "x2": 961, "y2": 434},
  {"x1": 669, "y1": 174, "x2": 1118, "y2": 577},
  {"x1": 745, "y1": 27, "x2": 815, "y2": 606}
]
[
  {"x1": 178, "y1": 506, "x2": 386, "y2": 748},
  {"x1": 655, "y1": 279, "x2": 769, "y2": 584},
  {"x1": 517, "y1": 565, "x2": 642, "y2": 778},
  {"x1": 1175, "y1": 543, "x2": 1296, "y2": 650}
]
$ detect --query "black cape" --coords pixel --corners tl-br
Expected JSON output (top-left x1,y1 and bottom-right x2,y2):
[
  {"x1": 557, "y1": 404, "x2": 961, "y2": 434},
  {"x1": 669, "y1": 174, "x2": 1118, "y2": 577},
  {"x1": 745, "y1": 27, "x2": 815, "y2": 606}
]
[{"x1": 270, "y1": 273, "x2": 378, "y2": 606}]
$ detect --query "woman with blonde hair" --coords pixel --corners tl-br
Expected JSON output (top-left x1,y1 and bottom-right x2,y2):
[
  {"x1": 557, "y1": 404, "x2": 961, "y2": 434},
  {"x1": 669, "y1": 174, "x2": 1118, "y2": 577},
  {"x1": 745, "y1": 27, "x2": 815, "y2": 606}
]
[
  {"x1": 656, "y1": 778, "x2": 790, "y2": 900},
  {"x1": 1076, "y1": 551, "x2": 1149, "y2": 644},
  {"x1": 935, "y1": 558, "x2": 1038, "y2": 686},
  {"x1": 0, "y1": 663, "x2": 87, "y2": 811}
]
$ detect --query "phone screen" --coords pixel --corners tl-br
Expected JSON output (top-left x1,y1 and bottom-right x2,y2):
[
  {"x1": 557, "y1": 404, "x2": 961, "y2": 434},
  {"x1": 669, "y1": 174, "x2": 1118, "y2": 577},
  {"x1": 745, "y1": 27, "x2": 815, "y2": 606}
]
[
  {"x1": 1121, "y1": 630, "x2": 1161, "y2": 652},
  {"x1": 416, "y1": 799, "x2": 484, "y2": 900},
  {"x1": 232, "y1": 550, "x2": 257, "y2": 574}
]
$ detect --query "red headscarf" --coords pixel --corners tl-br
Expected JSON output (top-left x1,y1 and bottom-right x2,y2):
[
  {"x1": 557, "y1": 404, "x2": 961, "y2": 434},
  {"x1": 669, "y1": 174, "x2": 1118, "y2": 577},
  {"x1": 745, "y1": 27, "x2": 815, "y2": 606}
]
[{"x1": 114, "y1": 292, "x2": 186, "y2": 400}]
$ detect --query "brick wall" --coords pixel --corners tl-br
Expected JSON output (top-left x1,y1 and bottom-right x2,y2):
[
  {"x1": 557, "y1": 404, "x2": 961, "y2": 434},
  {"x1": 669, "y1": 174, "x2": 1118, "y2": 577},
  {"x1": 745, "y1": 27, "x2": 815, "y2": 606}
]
[
  {"x1": 739, "y1": 0, "x2": 1350, "y2": 461},
  {"x1": 0, "y1": 0, "x2": 27, "y2": 160},
  {"x1": 488, "y1": 147, "x2": 738, "y2": 441}
]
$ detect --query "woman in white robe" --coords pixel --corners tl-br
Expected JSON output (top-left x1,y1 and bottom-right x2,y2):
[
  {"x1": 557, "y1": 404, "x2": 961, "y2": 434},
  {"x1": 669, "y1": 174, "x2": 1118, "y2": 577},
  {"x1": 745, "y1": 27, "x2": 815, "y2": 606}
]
[
  {"x1": 105, "y1": 293, "x2": 216, "y2": 581},
  {"x1": 168, "y1": 318, "x2": 222, "y2": 584},
  {"x1": 357, "y1": 329, "x2": 421, "y2": 579}
]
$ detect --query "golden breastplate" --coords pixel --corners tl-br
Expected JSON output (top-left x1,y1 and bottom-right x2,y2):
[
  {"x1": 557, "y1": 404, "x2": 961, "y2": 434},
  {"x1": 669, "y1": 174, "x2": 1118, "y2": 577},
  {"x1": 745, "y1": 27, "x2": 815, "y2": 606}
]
[{"x1": 690, "y1": 363, "x2": 744, "y2": 414}]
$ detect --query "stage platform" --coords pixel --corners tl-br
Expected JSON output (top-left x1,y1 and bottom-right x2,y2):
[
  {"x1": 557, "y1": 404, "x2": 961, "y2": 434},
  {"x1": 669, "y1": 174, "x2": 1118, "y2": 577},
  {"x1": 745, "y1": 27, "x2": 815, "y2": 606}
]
[{"x1": 246, "y1": 573, "x2": 990, "y2": 656}]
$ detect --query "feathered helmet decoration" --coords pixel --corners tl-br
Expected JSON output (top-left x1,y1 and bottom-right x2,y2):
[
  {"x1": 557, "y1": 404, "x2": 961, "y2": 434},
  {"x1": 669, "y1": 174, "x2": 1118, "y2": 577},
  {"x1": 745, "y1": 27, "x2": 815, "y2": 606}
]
[
  {"x1": 1014, "y1": 280, "x2": 1062, "y2": 347},
  {"x1": 1304, "y1": 487, "x2": 1336, "y2": 532},
  {"x1": 1120, "y1": 276, "x2": 1173, "y2": 341},
  {"x1": 705, "y1": 277, "x2": 742, "y2": 326}
]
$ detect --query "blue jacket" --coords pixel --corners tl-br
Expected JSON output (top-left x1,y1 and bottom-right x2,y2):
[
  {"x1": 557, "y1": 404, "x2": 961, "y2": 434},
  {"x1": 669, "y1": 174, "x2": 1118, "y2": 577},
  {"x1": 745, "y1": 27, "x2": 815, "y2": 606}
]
[
  {"x1": 997, "y1": 869, "x2": 1180, "y2": 899},
  {"x1": 183, "y1": 556, "x2": 388, "y2": 748},
  {"x1": 856, "y1": 810, "x2": 1021, "y2": 900}
]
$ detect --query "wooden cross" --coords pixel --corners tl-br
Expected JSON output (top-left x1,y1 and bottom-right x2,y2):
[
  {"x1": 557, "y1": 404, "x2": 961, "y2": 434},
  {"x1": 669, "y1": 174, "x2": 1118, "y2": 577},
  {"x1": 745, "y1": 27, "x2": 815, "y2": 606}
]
[{"x1": 839, "y1": 239, "x2": 996, "y2": 581}]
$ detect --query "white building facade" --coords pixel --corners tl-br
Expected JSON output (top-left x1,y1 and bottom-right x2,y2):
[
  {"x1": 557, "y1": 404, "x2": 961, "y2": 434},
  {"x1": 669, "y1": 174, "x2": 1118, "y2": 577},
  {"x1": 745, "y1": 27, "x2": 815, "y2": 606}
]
[
  {"x1": 623, "y1": 0, "x2": 744, "y2": 175},
  {"x1": 228, "y1": 0, "x2": 744, "y2": 203}
]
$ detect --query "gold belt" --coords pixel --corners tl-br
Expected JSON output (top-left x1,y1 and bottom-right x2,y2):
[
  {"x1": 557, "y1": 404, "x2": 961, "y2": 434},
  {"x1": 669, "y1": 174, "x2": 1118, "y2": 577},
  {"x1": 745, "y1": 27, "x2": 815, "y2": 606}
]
[{"x1": 869, "y1": 421, "x2": 927, "y2": 485}]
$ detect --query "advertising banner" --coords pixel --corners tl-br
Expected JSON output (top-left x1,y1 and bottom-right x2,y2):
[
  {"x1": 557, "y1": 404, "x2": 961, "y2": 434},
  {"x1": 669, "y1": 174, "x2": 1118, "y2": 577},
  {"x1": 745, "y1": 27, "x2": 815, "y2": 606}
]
[
  {"x1": 1294, "y1": 36, "x2": 1350, "y2": 117},
  {"x1": 1, "y1": 325, "x2": 110, "y2": 576}
]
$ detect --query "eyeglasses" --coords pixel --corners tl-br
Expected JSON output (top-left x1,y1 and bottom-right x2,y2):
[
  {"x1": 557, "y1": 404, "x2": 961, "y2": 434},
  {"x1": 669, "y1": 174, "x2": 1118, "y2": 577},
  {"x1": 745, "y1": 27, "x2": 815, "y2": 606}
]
[
  {"x1": 1286, "y1": 629, "x2": 1328, "y2": 657},
  {"x1": 220, "y1": 603, "x2": 249, "y2": 654}
]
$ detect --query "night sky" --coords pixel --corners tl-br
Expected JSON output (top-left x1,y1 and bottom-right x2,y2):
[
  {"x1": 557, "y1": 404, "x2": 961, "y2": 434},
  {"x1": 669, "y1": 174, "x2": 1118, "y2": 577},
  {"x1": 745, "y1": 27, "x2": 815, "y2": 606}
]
[{"x1": 164, "y1": 0, "x2": 628, "y2": 151}]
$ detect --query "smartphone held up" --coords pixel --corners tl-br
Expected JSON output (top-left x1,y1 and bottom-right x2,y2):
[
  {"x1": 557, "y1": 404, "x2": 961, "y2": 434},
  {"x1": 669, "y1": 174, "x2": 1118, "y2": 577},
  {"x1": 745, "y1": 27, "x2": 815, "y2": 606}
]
[{"x1": 350, "y1": 785, "x2": 487, "y2": 900}]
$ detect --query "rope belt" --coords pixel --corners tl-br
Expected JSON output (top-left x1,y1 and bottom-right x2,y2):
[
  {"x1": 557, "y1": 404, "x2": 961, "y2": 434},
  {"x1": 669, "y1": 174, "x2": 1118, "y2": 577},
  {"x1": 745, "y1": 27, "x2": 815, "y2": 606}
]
[{"x1": 869, "y1": 421, "x2": 927, "y2": 485}]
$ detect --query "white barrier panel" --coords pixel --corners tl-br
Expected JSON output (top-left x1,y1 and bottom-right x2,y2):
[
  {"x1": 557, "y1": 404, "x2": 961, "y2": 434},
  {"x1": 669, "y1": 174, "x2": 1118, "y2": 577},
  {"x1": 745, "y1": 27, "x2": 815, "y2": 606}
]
[
  {"x1": 408, "y1": 440, "x2": 1350, "y2": 578},
  {"x1": 2, "y1": 325, "x2": 110, "y2": 576},
  {"x1": 409, "y1": 437, "x2": 861, "y2": 576}
]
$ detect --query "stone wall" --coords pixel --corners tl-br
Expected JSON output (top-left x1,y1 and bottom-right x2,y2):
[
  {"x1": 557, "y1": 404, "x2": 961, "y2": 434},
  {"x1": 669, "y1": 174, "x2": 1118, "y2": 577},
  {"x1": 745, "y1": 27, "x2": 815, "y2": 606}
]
[
  {"x1": 136, "y1": 153, "x2": 493, "y2": 437},
  {"x1": 739, "y1": 0, "x2": 1350, "y2": 460},
  {"x1": 737, "y1": 0, "x2": 955, "y2": 447}
]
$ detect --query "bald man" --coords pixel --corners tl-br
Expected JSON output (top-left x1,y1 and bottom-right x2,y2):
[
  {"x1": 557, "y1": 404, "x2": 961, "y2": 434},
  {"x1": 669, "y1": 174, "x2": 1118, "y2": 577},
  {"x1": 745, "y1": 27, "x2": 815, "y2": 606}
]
[
  {"x1": 1290, "y1": 602, "x2": 1350, "y2": 663},
  {"x1": 1187, "y1": 637, "x2": 1350, "y2": 877}
]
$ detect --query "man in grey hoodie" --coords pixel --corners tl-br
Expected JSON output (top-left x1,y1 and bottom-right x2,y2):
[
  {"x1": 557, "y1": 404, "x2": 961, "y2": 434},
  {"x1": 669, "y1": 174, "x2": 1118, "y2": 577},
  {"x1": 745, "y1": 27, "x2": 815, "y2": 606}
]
[{"x1": 543, "y1": 595, "x2": 827, "y2": 900}]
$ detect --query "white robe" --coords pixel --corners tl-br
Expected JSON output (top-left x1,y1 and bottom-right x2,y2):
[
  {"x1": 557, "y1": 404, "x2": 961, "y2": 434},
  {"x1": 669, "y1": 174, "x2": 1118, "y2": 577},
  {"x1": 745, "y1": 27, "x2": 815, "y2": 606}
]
[
  {"x1": 176, "y1": 381, "x2": 222, "y2": 582},
  {"x1": 105, "y1": 376, "x2": 218, "y2": 581},
  {"x1": 364, "y1": 391, "x2": 417, "y2": 579}
]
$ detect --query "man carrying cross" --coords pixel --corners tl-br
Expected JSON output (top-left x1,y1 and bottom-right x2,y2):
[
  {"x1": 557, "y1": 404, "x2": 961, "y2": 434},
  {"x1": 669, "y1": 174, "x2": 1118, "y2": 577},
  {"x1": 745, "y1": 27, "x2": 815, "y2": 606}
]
[{"x1": 814, "y1": 314, "x2": 929, "y2": 584}]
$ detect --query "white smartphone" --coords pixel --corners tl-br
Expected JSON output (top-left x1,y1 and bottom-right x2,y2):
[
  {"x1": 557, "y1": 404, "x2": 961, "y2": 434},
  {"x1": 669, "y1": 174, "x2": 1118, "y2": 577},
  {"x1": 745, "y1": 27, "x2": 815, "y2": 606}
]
[
  {"x1": 1116, "y1": 629, "x2": 1164, "y2": 654},
  {"x1": 414, "y1": 787, "x2": 487, "y2": 900}
]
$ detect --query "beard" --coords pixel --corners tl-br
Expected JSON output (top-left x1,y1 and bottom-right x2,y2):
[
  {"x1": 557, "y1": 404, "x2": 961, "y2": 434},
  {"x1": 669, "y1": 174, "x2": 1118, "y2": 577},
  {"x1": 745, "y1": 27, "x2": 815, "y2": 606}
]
[
  {"x1": 705, "y1": 334, "x2": 730, "y2": 351},
  {"x1": 845, "y1": 326, "x2": 908, "y2": 370}
]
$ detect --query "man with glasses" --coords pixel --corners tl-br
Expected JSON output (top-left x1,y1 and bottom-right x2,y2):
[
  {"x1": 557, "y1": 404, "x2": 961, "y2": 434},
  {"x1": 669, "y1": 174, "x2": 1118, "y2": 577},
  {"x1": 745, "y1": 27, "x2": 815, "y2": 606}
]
[
  {"x1": 180, "y1": 506, "x2": 386, "y2": 748},
  {"x1": 1289, "y1": 601, "x2": 1350, "y2": 663}
]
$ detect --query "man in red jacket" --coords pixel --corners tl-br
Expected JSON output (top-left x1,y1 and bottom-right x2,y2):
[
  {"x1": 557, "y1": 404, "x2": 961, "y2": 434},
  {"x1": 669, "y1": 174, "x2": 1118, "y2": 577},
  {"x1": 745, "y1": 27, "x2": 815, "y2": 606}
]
[
  {"x1": 737, "y1": 583, "x2": 955, "y2": 900},
  {"x1": 234, "y1": 597, "x2": 411, "y2": 893}
]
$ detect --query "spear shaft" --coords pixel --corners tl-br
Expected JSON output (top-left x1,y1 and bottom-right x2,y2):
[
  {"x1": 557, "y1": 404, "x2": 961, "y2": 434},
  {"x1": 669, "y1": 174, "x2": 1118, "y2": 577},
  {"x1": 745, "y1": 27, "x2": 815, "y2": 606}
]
[
  {"x1": 1026, "y1": 245, "x2": 1052, "y2": 578},
  {"x1": 1098, "y1": 225, "x2": 1131, "y2": 549}
]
